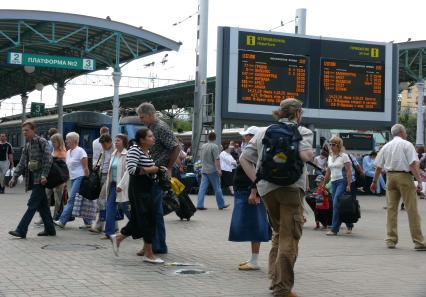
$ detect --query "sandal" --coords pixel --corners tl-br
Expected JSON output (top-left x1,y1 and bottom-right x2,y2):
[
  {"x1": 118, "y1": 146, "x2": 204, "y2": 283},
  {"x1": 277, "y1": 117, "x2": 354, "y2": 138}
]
[{"x1": 238, "y1": 262, "x2": 260, "y2": 271}]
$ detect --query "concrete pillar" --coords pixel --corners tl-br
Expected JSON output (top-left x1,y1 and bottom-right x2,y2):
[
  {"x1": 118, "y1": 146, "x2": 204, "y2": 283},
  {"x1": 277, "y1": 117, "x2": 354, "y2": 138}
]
[
  {"x1": 56, "y1": 81, "x2": 65, "y2": 135},
  {"x1": 20, "y1": 94, "x2": 28, "y2": 147},
  {"x1": 111, "y1": 71, "x2": 122, "y2": 138},
  {"x1": 416, "y1": 82, "x2": 424, "y2": 146}
]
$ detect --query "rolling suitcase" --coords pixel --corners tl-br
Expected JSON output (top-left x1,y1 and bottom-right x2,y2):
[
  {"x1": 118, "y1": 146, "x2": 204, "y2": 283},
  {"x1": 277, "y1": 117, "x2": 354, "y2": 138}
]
[{"x1": 176, "y1": 193, "x2": 196, "y2": 221}]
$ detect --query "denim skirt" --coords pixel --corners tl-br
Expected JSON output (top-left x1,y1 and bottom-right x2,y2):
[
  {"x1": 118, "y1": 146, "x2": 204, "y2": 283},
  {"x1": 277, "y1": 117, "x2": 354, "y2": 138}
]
[{"x1": 228, "y1": 190, "x2": 271, "y2": 242}]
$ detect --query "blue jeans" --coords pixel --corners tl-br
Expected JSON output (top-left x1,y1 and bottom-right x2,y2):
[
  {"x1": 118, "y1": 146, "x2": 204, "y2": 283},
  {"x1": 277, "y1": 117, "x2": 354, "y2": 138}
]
[
  {"x1": 331, "y1": 179, "x2": 353, "y2": 233},
  {"x1": 16, "y1": 184, "x2": 55, "y2": 235},
  {"x1": 197, "y1": 172, "x2": 226, "y2": 209},
  {"x1": 59, "y1": 176, "x2": 91, "y2": 225},
  {"x1": 104, "y1": 182, "x2": 131, "y2": 236},
  {"x1": 151, "y1": 183, "x2": 167, "y2": 253}
]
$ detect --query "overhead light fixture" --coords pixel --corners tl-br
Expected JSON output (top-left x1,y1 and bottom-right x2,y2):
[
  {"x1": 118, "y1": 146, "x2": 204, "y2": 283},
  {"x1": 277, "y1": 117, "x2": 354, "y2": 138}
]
[
  {"x1": 24, "y1": 65, "x2": 35, "y2": 73},
  {"x1": 35, "y1": 83, "x2": 44, "y2": 91}
]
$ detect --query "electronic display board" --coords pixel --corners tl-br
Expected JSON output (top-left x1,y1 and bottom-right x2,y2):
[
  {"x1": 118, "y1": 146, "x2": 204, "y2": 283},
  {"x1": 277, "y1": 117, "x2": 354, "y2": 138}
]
[
  {"x1": 339, "y1": 133, "x2": 375, "y2": 151},
  {"x1": 216, "y1": 27, "x2": 397, "y2": 129},
  {"x1": 321, "y1": 59, "x2": 385, "y2": 112},
  {"x1": 238, "y1": 50, "x2": 307, "y2": 105}
]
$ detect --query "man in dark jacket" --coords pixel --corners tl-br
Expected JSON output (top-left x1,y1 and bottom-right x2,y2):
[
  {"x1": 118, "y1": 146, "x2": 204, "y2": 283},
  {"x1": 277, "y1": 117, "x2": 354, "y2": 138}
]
[{"x1": 8, "y1": 121, "x2": 55, "y2": 238}]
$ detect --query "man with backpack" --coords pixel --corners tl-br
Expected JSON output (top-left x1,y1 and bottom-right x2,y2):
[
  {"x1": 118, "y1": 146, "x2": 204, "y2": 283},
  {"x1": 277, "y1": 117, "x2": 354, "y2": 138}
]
[{"x1": 239, "y1": 98, "x2": 313, "y2": 297}]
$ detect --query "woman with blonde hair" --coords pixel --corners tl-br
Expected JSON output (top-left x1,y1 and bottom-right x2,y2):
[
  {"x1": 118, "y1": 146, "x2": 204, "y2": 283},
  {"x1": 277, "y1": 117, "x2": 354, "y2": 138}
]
[
  {"x1": 47, "y1": 133, "x2": 67, "y2": 220},
  {"x1": 324, "y1": 136, "x2": 353, "y2": 236}
]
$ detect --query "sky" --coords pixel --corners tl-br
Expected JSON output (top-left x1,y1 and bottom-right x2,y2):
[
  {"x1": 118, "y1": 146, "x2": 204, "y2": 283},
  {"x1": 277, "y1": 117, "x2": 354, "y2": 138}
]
[{"x1": 1, "y1": 0, "x2": 426, "y2": 117}]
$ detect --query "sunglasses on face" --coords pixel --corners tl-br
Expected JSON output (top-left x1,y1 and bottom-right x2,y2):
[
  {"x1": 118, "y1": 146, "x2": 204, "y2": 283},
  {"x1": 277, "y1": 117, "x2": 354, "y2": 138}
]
[{"x1": 330, "y1": 143, "x2": 338, "y2": 147}]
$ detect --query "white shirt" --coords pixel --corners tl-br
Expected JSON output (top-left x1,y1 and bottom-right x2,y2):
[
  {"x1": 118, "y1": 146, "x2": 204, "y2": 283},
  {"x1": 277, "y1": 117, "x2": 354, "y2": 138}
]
[
  {"x1": 374, "y1": 136, "x2": 418, "y2": 172},
  {"x1": 101, "y1": 146, "x2": 114, "y2": 174},
  {"x1": 314, "y1": 155, "x2": 327, "y2": 169},
  {"x1": 66, "y1": 147, "x2": 87, "y2": 180},
  {"x1": 92, "y1": 138, "x2": 102, "y2": 164},
  {"x1": 328, "y1": 153, "x2": 350, "y2": 182},
  {"x1": 219, "y1": 151, "x2": 237, "y2": 172}
]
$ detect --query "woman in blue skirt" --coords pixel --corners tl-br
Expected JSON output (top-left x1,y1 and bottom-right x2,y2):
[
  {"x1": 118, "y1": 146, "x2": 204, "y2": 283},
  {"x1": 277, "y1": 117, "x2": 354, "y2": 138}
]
[{"x1": 228, "y1": 127, "x2": 271, "y2": 271}]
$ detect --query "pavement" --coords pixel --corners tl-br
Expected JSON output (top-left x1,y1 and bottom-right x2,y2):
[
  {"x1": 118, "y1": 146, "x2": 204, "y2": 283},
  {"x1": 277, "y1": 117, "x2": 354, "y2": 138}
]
[{"x1": 1, "y1": 184, "x2": 426, "y2": 297}]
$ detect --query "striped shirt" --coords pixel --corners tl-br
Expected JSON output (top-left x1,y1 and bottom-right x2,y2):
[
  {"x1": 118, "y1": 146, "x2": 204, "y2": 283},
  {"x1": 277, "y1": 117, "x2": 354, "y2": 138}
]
[{"x1": 126, "y1": 145, "x2": 155, "y2": 176}]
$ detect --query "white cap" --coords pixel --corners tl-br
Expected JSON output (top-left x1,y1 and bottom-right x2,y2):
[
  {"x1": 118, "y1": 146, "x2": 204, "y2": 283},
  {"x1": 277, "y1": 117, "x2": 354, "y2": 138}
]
[{"x1": 240, "y1": 126, "x2": 259, "y2": 136}]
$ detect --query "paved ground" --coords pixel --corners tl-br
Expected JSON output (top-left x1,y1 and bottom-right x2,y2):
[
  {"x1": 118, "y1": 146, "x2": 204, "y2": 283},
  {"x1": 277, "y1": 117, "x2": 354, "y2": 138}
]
[{"x1": 1, "y1": 185, "x2": 426, "y2": 297}]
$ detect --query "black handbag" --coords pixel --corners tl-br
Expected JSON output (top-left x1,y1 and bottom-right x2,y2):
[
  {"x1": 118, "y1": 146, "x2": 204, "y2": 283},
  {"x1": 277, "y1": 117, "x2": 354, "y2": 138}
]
[
  {"x1": 46, "y1": 158, "x2": 69, "y2": 189},
  {"x1": 36, "y1": 141, "x2": 69, "y2": 189},
  {"x1": 157, "y1": 167, "x2": 171, "y2": 190},
  {"x1": 162, "y1": 190, "x2": 180, "y2": 216},
  {"x1": 79, "y1": 154, "x2": 102, "y2": 200}
]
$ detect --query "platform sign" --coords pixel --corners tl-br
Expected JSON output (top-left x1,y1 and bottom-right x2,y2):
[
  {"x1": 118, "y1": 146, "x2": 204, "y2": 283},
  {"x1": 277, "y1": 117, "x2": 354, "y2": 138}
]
[
  {"x1": 30, "y1": 102, "x2": 45, "y2": 117},
  {"x1": 216, "y1": 27, "x2": 397, "y2": 129},
  {"x1": 8, "y1": 52, "x2": 96, "y2": 71}
]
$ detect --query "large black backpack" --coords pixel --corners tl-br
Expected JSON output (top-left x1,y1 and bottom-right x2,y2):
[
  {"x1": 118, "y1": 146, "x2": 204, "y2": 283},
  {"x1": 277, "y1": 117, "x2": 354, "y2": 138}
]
[{"x1": 256, "y1": 122, "x2": 304, "y2": 186}]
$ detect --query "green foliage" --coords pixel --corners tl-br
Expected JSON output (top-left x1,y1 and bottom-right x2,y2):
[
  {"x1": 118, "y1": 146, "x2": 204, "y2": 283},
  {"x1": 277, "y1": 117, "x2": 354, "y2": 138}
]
[
  {"x1": 174, "y1": 119, "x2": 192, "y2": 132},
  {"x1": 398, "y1": 110, "x2": 417, "y2": 143}
]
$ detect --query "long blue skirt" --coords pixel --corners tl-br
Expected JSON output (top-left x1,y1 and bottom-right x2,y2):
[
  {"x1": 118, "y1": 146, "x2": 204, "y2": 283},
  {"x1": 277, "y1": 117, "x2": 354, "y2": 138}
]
[{"x1": 228, "y1": 190, "x2": 271, "y2": 242}]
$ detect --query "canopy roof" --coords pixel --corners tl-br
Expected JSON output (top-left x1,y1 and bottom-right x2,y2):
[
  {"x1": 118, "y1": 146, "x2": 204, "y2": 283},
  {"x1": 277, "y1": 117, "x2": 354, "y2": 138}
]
[
  {"x1": 398, "y1": 40, "x2": 426, "y2": 83},
  {"x1": 0, "y1": 9, "x2": 181, "y2": 100}
]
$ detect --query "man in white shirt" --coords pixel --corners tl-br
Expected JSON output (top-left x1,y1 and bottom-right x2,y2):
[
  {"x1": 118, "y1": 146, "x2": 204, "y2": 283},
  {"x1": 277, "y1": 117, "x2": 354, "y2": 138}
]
[
  {"x1": 371, "y1": 124, "x2": 426, "y2": 250},
  {"x1": 92, "y1": 126, "x2": 109, "y2": 168}
]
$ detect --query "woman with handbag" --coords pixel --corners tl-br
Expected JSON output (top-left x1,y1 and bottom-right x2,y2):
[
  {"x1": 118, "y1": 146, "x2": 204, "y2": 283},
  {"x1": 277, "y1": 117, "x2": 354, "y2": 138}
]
[
  {"x1": 102, "y1": 134, "x2": 131, "y2": 239},
  {"x1": 110, "y1": 128, "x2": 165, "y2": 264},
  {"x1": 324, "y1": 136, "x2": 353, "y2": 236},
  {"x1": 54, "y1": 132, "x2": 91, "y2": 228},
  {"x1": 47, "y1": 133, "x2": 67, "y2": 220}
]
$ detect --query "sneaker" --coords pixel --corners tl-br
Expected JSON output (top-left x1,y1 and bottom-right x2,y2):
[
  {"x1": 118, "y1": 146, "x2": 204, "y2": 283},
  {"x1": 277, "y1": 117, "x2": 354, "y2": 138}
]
[
  {"x1": 326, "y1": 231, "x2": 338, "y2": 236},
  {"x1": 53, "y1": 220, "x2": 64, "y2": 229},
  {"x1": 386, "y1": 241, "x2": 396, "y2": 249},
  {"x1": 414, "y1": 245, "x2": 426, "y2": 251},
  {"x1": 79, "y1": 224, "x2": 91, "y2": 229}
]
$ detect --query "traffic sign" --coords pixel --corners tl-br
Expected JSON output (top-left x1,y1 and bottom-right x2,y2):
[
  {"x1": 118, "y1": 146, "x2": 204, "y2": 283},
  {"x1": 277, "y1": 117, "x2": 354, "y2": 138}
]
[
  {"x1": 8, "y1": 52, "x2": 96, "y2": 71},
  {"x1": 31, "y1": 102, "x2": 45, "y2": 117}
]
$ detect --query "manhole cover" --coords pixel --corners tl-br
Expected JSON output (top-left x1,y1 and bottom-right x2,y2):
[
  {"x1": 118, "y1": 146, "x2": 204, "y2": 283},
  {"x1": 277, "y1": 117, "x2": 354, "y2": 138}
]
[
  {"x1": 41, "y1": 244, "x2": 104, "y2": 251},
  {"x1": 174, "y1": 269, "x2": 208, "y2": 275}
]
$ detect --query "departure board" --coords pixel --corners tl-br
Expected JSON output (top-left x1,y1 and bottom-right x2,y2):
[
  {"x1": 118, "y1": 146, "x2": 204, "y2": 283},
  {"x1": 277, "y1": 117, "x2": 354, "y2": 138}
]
[
  {"x1": 320, "y1": 58, "x2": 385, "y2": 112},
  {"x1": 238, "y1": 50, "x2": 307, "y2": 105}
]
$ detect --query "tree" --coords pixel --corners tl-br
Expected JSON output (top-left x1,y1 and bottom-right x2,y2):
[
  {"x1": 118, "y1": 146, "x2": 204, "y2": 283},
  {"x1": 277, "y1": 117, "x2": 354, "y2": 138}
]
[{"x1": 398, "y1": 108, "x2": 417, "y2": 143}]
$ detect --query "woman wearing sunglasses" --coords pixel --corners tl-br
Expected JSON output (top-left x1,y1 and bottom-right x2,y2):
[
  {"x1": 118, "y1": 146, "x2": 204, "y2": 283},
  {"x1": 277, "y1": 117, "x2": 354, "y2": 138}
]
[{"x1": 324, "y1": 136, "x2": 353, "y2": 235}]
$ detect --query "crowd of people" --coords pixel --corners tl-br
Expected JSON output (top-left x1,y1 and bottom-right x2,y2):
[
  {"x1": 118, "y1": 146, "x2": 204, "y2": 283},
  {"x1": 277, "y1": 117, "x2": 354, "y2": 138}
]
[{"x1": 2, "y1": 98, "x2": 426, "y2": 297}]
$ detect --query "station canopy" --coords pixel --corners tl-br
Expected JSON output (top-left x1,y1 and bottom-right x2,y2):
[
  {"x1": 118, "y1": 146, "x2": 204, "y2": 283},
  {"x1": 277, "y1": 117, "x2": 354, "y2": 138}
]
[
  {"x1": 0, "y1": 9, "x2": 181, "y2": 100},
  {"x1": 398, "y1": 40, "x2": 426, "y2": 83}
]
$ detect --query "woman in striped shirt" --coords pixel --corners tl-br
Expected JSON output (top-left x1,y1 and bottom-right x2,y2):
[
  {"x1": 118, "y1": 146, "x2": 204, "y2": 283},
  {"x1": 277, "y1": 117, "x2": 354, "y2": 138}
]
[{"x1": 110, "y1": 127, "x2": 165, "y2": 264}]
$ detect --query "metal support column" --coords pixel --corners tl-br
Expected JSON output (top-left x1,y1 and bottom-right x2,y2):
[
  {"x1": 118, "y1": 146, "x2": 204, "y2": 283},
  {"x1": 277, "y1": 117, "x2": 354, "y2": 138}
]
[
  {"x1": 295, "y1": 8, "x2": 307, "y2": 35},
  {"x1": 56, "y1": 81, "x2": 65, "y2": 135},
  {"x1": 214, "y1": 27, "x2": 224, "y2": 147},
  {"x1": 416, "y1": 82, "x2": 424, "y2": 146},
  {"x1": 20, "y1": 94, "x2": 28, "y2": 146},
  {"x1": 111, "y1": 70, "x2": 122, "y2": 138},
  {"x1": 191, "y1": 0, "x2": 209, "y2": 161}
]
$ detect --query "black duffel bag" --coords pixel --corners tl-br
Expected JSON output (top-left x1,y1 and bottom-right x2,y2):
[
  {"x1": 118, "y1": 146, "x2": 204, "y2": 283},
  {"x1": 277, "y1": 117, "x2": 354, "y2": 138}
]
[
  {"x1": 79, "y1": 170, "x2": 101, "y2": 200},
  {"x1": 339, "y1": 194, "x2": 361, "y2": 224},
  {"x1": 46, "y1": 158, "x2": 69, "y2": 189}
]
